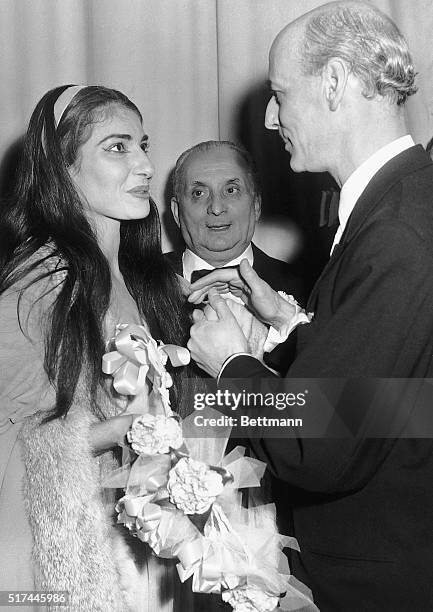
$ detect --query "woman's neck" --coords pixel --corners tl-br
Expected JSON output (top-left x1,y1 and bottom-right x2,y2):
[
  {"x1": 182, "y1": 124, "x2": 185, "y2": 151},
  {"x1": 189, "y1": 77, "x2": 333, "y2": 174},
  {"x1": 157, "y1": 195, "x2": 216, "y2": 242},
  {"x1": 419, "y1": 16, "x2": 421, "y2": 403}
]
[
  {"x1": 89, "y1": 214, "x2": 141, "y2": 323},
  {"x1": 91, "y1": 214, "x2": 122, "y2": 279}
]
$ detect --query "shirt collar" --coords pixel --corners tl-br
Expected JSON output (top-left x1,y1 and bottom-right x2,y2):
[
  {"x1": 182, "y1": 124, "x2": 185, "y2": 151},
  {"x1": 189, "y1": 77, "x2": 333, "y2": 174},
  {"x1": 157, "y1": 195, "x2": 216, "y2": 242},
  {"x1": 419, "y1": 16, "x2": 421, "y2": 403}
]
[
  {"x1": 182, "y1": 243, "x2": 254, "y2": 282},
  {"x1": 330, "y1": 135, "x2": 415, "y2": 255}
]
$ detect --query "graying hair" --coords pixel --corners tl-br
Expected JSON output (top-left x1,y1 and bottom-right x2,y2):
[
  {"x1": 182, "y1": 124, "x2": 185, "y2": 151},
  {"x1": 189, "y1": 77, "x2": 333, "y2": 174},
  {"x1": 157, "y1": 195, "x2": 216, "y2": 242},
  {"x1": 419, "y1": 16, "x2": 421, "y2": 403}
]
[
  {"x1": 302, "y1": 2, "x2": 417, "y2": 106},
  {"x1": 172, "y1": 140, "x2": 260, "y2": 200}
]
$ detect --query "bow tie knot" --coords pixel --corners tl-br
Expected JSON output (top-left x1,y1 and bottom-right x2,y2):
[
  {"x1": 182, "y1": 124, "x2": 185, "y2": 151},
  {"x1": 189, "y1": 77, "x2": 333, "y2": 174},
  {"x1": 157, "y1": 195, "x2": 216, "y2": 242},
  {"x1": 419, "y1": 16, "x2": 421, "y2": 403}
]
[{"x1": 190, "y1": 265, "x2": 238, "y2": 284}]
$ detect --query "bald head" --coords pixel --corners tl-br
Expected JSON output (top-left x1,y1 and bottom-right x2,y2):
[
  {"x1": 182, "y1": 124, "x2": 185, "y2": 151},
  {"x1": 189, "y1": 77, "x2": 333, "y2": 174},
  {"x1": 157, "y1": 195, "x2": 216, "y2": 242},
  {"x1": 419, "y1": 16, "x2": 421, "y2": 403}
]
[
  {"x1": 272, "y1": 0, "x2": 417, "y2": 107},
  {"x1": 264, "y1": 0, "x2": 418, "y2": 182}
]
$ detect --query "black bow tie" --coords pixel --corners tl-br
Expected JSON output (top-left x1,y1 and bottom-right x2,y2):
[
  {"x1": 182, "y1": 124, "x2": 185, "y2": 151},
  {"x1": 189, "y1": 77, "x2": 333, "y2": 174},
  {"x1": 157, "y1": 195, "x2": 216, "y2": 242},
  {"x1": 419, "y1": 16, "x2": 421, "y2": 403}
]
[
  {"x1": 319, "y1": 189, "x2": 340, "y2": 228},
  {"x1": 190, "y1": 265, "x2": 238, "y2": 284}
]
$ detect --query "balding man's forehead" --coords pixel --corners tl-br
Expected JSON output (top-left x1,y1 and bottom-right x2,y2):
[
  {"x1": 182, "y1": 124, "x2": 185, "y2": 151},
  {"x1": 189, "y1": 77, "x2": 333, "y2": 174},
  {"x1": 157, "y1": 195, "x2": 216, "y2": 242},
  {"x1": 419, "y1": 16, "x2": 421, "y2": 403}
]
[
  {"x1": 269, "y1": 30, "x2": 303, "y2": 87},
  {"x1": 270, "y1": 21, "x2": 305, "y2": 69}
]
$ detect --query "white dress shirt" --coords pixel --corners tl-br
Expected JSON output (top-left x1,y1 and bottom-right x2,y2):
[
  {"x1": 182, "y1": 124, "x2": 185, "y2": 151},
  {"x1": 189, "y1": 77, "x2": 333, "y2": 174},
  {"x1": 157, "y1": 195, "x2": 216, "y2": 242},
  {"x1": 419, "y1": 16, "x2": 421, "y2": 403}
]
[
  {"x1": 183, "y1": 244, "x2": 254, "y2": 304},
  {"x1": 331, "y1": 135, "x2": 415, "y2": 255},
  {"x1": 182, "y1": 244, "x2": 254, "y2": 282}
]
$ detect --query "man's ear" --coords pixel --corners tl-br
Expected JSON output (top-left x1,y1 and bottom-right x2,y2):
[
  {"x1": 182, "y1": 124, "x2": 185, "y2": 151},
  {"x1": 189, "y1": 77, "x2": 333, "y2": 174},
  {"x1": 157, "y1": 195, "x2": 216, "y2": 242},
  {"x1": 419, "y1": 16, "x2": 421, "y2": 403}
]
[
  {"x1": 254, "y1": 195, "x2": 261, "y2": 221},
  {"x1": 322, "y1": 58, "x2": 349, "y2": 111},
  {"x1": 171, "y1": 197, "x2": 180, "y2": 227}
]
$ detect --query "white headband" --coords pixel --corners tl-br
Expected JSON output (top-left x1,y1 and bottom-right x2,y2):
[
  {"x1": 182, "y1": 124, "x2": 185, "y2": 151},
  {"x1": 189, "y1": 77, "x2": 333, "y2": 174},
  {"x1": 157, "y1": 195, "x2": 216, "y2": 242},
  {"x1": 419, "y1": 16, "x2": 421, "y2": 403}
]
[{"x1": 54, "y1": 85, "x2": 87, "y2": 127}]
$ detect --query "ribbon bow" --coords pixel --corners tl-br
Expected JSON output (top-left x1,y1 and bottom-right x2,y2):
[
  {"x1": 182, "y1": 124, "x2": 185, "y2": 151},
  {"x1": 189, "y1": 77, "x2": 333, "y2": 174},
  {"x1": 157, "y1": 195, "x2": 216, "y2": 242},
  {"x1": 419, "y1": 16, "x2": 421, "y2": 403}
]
[
  {"x1": 177, "y1": 535, "x2": 233, "y2": 594},
  {"x1": 102, "y1": 324, "x2": 190, "y2": 403}
]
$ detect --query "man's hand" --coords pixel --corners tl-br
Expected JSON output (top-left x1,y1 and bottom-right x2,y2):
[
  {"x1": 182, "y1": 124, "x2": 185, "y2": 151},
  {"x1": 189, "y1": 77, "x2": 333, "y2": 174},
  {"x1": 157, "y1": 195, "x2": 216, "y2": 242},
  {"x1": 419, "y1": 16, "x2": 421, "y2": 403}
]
[
  {"x1": 188, "y1": 259, "x2": 296, "y2": 331},
  {"x1": 188, "y1": 289, "x2": 249, "y2": 377},
  {"x1": 224, "y1": 298, "x2": 268, "y2": 360},
  {"x1": 176, "y1": 273, "x2": 192, "y2": 297}
]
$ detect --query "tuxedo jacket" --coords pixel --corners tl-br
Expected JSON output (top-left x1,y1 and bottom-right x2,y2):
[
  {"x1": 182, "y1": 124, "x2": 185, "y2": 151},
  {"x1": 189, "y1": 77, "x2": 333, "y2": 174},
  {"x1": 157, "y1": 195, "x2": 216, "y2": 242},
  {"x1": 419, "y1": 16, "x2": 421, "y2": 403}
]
[{"x1": 222, "y1": 146, "x2": 433, "y2": 610}]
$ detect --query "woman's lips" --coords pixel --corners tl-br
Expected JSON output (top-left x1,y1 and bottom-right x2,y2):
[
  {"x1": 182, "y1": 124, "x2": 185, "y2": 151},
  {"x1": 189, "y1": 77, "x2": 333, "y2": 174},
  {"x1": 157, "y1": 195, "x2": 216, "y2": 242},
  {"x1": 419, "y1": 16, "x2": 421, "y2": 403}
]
[{"x1": 128, "y1": 186, "x2": 150, "y2": 198}]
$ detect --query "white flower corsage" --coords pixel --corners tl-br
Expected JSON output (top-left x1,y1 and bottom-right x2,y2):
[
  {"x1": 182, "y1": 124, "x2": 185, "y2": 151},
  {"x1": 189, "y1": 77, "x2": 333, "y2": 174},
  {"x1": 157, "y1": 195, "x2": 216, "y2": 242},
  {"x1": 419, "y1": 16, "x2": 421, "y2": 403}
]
[
  {"x1": 167, "y1": 457, "x2": 225, "y2": 514},
  {"x1": 222, "y1": 586, "x2": 279, "y2": 612},
  {"x1": 127, "y1": 414, "x2": 183, "y2": 456}
]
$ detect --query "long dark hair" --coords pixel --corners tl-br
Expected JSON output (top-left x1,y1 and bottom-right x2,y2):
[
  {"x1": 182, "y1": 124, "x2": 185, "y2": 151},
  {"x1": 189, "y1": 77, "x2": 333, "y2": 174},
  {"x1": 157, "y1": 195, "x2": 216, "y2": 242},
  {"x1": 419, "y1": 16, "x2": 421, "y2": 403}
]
[{"x1": 0, "y1": 85, "x2": 191, "y2": 420}]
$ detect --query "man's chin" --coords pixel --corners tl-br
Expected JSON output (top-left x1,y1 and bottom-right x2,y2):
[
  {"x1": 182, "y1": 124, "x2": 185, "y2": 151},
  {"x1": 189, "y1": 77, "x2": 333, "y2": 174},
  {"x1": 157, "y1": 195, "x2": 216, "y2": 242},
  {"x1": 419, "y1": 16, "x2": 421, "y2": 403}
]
[
  {"x1": 289, "y1": 154, "x2": 305, "y2": 173},
  {"x1": 198, "y1": 242, "x2": 247, "y2": 265},
  {"x1": 202, "y1": 238, "x2": 237, "y2": 253}
]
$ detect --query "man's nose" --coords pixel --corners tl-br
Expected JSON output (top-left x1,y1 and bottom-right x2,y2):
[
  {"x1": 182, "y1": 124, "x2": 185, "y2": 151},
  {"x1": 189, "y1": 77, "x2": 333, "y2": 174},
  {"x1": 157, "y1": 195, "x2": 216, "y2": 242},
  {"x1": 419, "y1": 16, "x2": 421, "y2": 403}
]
[
  {"x1": 265, "y1": 97, "x2": 280, "y2": 130},
  {"x1": 207, "y1": 194, "x2": 226, "y2": 215}
]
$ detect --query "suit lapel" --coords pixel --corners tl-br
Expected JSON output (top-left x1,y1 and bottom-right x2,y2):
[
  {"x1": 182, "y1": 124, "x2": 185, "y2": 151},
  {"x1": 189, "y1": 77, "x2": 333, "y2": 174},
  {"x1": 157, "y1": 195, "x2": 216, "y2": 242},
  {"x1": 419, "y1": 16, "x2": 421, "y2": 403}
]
[
  {"x1": 339, "y1": 145, "x2": 431, "y2": 250},
  {"x1": 251, "y1": 243, "x2": 266, "y2": 276},
  {"x1": 307, "y1": 145, "x2": 432, "y2": 312},
  {"x1": 307, "y1": 243, "x2": 343, "y2": 311}
]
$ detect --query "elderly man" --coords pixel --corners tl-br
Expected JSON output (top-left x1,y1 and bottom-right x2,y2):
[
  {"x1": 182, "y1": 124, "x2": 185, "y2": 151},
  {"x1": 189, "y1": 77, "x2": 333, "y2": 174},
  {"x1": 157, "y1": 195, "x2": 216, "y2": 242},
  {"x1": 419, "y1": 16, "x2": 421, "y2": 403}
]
[
  {"x1": 188, "y1": 2, "x2": 433, "y2": 610},
  {"x1": 166, "y1": 140, "x2": 302, "y2": 296},
  {"x1": 167, "y1": 140, "x2": 303, "y2": 371}
]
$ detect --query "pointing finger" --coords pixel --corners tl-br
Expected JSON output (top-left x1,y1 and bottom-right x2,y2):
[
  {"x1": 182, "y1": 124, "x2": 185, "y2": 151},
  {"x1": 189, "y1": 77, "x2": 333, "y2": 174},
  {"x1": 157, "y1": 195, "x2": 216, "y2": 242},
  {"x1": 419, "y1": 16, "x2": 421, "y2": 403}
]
[{"x1": 208, "y1": 289, "x2": 236, "y2": 321}]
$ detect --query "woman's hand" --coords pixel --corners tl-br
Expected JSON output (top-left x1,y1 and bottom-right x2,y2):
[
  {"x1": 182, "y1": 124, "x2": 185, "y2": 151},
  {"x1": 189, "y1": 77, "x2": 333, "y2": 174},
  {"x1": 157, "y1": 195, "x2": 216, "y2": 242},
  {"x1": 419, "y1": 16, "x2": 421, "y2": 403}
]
[{"x1": 90, "y1": 413, "x2": 135, "y2": 453}]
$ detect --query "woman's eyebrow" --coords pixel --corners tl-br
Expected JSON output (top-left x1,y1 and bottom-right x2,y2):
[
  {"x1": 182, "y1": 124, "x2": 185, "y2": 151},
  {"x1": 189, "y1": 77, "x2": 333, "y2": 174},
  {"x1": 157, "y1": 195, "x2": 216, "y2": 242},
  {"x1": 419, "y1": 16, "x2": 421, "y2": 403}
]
[{"x1": 97, "y1": 133, "x2": 132, "y2": 145}]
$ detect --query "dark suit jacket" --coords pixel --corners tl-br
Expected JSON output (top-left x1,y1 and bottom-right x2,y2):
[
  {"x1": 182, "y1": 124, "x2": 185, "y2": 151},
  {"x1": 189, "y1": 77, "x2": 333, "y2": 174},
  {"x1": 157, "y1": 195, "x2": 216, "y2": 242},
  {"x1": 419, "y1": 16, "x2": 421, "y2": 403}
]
[{"x1": 221, "y1": 146, "x2": 433, "y2": 610}]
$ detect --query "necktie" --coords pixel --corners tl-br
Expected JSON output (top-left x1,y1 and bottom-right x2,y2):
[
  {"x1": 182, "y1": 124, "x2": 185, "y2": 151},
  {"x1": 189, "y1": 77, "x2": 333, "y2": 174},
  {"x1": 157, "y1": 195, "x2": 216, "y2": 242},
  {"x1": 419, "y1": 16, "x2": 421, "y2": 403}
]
[
  {"x1": 190, "y1": 265, "x2": 239, "y2": 284},
  {"x1": 319, "y1": 189, "x2": 340, "y2": 228}
]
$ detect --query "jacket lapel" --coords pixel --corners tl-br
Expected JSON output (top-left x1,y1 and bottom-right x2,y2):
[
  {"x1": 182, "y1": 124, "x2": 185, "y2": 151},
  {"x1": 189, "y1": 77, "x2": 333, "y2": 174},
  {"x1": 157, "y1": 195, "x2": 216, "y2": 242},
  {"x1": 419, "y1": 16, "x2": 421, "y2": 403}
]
[
  {"x1": 251, "y1": 242, "x2": 265, "y2": 275},
  {"x1": 339, "y1": 145, "x2": 431, "y2": 250},
  {"x1": 307, "y1": 145, "x2": 432, "y2": 312}
]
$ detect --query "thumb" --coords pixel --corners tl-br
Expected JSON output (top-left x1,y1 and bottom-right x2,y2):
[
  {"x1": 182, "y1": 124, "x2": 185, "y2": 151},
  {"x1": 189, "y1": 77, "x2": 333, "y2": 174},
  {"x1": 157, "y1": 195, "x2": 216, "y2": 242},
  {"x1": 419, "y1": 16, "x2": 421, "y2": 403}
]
[{"x1": 239, "y1": 259, "x2": 261, "y2": 288}]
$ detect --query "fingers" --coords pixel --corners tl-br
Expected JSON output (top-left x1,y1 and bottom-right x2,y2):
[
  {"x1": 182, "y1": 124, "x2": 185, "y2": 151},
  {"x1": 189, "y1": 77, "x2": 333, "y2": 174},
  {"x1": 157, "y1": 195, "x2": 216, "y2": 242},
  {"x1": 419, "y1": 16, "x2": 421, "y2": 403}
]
[
  {"x1": 187, "y1": 261, "x2": 263, "y2": 304},
  {"x1": 190, "y1": 268, "x2": 240, "y2": 289},
  {"x1": 223, "y1": 298, "x2": 242, "y2": 315},
  {"x1": 176, "y1": 273, "x2": 192, "y2": 297},
  {"x1": 208, "y1": 288, "x2": 236, "y2": 321},
  {"x1": 239, "y1": 259, "x2": 265, "y2": 293},
  {"x1": 203, "y1": 302, "x2": 218, "y2": 321},
  {"x1": 188, "y1": 268, "x2": 242, "y2": 303},
  {"x1": 192, "y1": 309, "x2": 205, "y2": 322},
  {"x1": 192, "y1": 303, "x2": 218, "y2": 323}
]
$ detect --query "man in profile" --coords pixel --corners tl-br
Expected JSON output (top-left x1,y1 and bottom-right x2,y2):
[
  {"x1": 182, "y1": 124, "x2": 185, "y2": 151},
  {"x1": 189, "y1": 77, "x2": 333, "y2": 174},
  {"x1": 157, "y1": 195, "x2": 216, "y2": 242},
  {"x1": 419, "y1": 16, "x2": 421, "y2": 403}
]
[{"x1": 188, "y1": 2, "x2": 433, "y2": 609}]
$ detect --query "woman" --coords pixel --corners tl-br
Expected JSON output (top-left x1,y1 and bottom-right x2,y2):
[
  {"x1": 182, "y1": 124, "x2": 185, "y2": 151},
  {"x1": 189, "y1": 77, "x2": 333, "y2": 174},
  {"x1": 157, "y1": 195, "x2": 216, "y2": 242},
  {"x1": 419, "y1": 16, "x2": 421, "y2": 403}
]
[{"x1": 0, "y1": 85, "x2": 193, "y2": 611}]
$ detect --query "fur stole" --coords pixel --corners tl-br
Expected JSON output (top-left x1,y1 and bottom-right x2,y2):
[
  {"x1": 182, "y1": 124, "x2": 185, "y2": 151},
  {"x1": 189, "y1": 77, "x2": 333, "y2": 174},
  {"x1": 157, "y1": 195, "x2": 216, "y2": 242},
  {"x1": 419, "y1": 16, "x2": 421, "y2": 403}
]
[{"x1": 19, "y1": 387, "x2": 132, "y2": 611}]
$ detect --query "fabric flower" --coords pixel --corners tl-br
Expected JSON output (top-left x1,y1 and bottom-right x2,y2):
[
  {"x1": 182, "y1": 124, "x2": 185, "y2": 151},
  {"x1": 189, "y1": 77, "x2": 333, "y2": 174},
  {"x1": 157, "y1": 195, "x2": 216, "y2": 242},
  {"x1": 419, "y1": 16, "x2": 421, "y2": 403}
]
[
  {"x1": 127, "y1": 414, "x2": 183, "y2": 456},
  {"x1": 222, "y1": 586, "x2": 279, "y2": 612},
  {"x1": 167, "y1": 457, "x2": 224, "y2": 514},
  {"x1": 115, "y1": 495, "x2": 138, "y2": 532}
]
